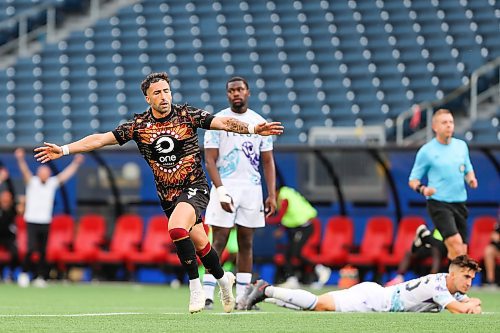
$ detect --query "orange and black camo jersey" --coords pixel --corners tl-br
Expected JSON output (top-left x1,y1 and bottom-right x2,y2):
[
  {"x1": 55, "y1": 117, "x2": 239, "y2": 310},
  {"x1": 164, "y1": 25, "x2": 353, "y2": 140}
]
[{"x1": 112, "y1": 103, "x2": 214, "y2": 211}]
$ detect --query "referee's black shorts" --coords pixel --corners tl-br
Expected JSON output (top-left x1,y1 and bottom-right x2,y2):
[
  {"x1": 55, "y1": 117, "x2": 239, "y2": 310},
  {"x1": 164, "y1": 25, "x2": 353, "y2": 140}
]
[{"x1": 426, "y1": 199, "x2": 468, "y2": 243}]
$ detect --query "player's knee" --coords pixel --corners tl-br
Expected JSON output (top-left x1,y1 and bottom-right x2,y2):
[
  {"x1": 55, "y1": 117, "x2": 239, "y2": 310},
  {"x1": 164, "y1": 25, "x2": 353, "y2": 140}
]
[
  {"x1": 211, "y1": 238, "x2": 228, "y2": 254},
  {"x1": 237, "y1": 233, "x2": 253, "y2": 249},
  {"x1": 196, "y1": 242, "x2": 211, "y2": 258},
  {"x1": 169, "y1": 228, "x2": 189, "y2": 242}
]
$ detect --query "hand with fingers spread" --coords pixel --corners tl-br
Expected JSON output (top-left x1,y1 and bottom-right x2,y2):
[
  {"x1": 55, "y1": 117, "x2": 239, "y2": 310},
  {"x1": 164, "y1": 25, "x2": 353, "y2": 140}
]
[
  {"x1": 255, "y1": 122, "x2": 284, "y2": 136},
  {"x1": 34, "y1": 142, "x2": 64, "y2": 163}
]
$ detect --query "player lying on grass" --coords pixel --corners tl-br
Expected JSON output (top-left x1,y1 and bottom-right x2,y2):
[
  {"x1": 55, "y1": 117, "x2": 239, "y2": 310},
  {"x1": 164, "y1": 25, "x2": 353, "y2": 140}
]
[{"x1": 245, "y1": 255, "x2": 482, "y2": 314}]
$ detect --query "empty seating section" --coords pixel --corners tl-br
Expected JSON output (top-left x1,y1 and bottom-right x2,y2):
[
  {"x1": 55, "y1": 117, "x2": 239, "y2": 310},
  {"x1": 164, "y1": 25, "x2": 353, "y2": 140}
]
[
  {"x1": 58, "y1": 213, "x2": 106, "y2": 268},
  {"x1": 0, "y1": 0, "x2": 87, "y2": 46},
  {"x1": 6, "y1": 212, "x2": 498, "y2": 282},
  {"x1": 126, "y1": 215, "x2": 181, "y2": 274},
  {"x1": 1, "y1": 0, "x2": 499, "y2": 144},
  {"x1": 307, "y1": 216, "x2": 354, "y2": 267},
  {"x1": 468, "y1": 215, "x2": 497, "y2": 263},
  {"x1": 95, "y1": 213, "x2": 143, "y2": 264},
  {"x1": 377, "y1": 215, "x2": 425, "y2": 270},
  {"x1": 347, "y1": 216, "x2": 394, "y2": 269},
  {"x1": 46, "y1": 214, "x2": 74, "y2": 264}
]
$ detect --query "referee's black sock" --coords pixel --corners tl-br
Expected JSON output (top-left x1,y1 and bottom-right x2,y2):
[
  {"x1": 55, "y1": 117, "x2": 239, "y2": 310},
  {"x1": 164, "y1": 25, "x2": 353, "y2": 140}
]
[
  {"x1": 169, "y1": 228, "x2": 199, "y2": 280},
  {"x1": 197, "y1": 243, "x2": 224, "y2": 279}
]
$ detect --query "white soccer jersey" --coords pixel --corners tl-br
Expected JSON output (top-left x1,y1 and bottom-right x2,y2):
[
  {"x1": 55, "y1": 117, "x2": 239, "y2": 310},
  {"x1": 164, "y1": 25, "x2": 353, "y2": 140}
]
[
  {"x1": 388, "y1": 273, "x2": 468, "y2": 312},
  {"x1": 203, "y1": 108, "x2": 273, "y2": 186},
  {"x1": 24, "y1": 176, "x2": 60, "y2": 224}
]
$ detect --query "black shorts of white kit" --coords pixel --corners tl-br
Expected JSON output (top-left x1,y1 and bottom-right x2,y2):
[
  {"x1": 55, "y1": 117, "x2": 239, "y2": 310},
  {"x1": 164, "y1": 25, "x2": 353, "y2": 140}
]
[
  {"x1": 161, "y1": 183, "x2": 210, "y2": 226},
  {"x1": 426, "y1": 199, "x2": 468, "y2": 243}
]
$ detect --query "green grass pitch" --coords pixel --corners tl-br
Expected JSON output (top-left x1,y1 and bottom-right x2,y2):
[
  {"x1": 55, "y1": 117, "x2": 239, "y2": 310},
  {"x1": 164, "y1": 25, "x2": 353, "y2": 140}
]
[{"x1": 0, "y1": 283, "x2": 499, "y2": 333}]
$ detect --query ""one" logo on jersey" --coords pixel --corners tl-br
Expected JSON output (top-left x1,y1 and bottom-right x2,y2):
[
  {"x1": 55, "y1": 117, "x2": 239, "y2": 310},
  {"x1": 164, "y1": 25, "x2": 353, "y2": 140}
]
[{"x1": 155, "y1": 137, "x2": 175, "y2": 154}]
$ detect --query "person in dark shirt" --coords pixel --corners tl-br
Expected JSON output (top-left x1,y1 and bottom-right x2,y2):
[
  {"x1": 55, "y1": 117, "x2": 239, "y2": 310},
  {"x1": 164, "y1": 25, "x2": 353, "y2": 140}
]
[
  {"x1": 0, "y1": 187, "x2": 19, "y2": 282},
  {"x1": 33, "y1": 72, "x2": 283, "y2": 313}
]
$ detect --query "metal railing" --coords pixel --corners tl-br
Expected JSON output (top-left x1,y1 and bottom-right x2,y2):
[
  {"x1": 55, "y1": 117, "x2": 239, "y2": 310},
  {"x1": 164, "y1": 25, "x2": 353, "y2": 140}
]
[
  {"x1": 0, "y1": 2, "x2": 58, "y2": 56},
  {"x1": 396, "y1": 56, "x2": 500, "y2": 145},
  {"x1": 0, "y1": 0, "x2": 103, "y2": 57},
  {"x1": 470, "y1": 56, "x2": 500, "y2": 121}
]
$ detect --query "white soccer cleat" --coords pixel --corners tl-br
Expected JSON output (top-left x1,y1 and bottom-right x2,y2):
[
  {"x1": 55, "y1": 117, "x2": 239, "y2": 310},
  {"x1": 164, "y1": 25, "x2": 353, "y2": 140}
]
[
  {"x1": 315, "y1": 264, "x2": 332, "y2": 285},
  {"x1": 278, "y1": 276, "x2": 300, "y2": 289},
  {"x1": 219, "y1": 271, "x2": 235, "y2": 313},
  {"x1": 32, "y1": 277, "x2": 48, "y2": 288},
  {"x1": 17, "y1": 272, "x2": 30, "y2": 288},
  {"x1": 189, "y1": 287, "x2": 205, "y2": 314},
  {"x1": 413, "y1": 224, "x2": 431, "y2": 248}
]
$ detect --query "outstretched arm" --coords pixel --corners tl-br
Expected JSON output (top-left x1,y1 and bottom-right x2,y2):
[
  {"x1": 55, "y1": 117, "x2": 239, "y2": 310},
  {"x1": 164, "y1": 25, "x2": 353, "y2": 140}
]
[
  {"x1": 57, "y1": 154, "x2": 85, "y2": 184},
  {"x1": 210, "y1": 117, "x2": 283, "y2": 136},
  {"x1": 34, "y1": 132, "x2": 118, "y2": 163},
  {"x1": 14, "y1": 148, "x2": 33, "y2": 183},
  {"x1": 446, "y1": 299, "x2": 481, "y2": 314}
]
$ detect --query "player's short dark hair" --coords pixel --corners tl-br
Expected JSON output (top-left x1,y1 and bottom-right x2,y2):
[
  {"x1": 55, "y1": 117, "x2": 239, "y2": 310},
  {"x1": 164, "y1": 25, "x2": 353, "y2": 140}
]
[
  {"x1": 141, "y1": 72, "x2": 170, "y2": 96},
  {"x1": 450, "y1": 255, "x2": 481, "y2": 272},
  {"x1": 432, "y1": 108, "x2": 452, "y2": 120},
  {"x1": 226, "y1": 76, "x2": 249, "y2": 90}
]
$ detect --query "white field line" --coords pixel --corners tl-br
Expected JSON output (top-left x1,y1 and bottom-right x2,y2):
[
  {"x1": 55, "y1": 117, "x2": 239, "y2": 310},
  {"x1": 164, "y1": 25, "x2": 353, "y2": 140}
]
[
  {"x1": 0, "y1": 312, "x2": 148, "y2": 317},
  {"x1": 0, "y1": 312, "x2": 269, "y2": 317},
  {"x1": 0, "y1": 311, "x2": 497, "y2": 317}
]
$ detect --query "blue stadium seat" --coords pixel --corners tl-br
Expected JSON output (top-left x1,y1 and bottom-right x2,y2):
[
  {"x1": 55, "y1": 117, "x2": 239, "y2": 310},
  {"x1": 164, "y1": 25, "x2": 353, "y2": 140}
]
[{"x1": 1, "y1": 0, "x2": 498, "y2": 144}]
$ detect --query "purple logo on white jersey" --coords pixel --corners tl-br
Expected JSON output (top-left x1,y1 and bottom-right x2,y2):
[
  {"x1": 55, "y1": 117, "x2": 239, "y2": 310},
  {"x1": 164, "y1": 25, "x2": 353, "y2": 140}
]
[{"x1": 242, "y1": 141, "x2": 259, "y2": 171}]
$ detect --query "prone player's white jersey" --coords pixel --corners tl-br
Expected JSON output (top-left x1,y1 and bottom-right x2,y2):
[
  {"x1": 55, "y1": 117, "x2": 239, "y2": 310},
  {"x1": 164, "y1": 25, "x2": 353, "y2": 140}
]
[
  {"x1": 387, "y1": 273, "x2": 468, "y2": 312},
  {"x1": 204, "y1": 108, "x2": 273, "y2": 186}
]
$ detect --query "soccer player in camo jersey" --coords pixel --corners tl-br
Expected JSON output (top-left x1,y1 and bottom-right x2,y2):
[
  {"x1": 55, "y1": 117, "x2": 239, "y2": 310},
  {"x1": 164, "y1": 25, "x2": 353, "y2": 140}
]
[
  {"x1": 245, "y1": 255, "x2": 482, "y2": 314},
  {"x1": 33, "y1": 72, "x2": 283, "y2": 314}
]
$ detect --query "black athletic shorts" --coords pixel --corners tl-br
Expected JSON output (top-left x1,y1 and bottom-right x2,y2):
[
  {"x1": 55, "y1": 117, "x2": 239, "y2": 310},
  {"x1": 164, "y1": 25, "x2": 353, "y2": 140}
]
[
  {"x1": 493, "y1": 223, "x2": 500, "y2": 250},
  {"x1": 161, "y1": 183, "x2": 210, "y2": 225},
  {"x1": 426, "y1": 199, "x2": 468, "y2": 243}
]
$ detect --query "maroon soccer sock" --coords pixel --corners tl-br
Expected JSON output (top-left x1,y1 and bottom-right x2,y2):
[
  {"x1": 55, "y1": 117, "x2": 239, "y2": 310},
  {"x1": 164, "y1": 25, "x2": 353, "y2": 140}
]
[
  {"x1": 169, "y1": 228, "x2": 199, "y2": 280},
  {"x1": 197, "y1": 243, "x2": 224, "y2": 279}
]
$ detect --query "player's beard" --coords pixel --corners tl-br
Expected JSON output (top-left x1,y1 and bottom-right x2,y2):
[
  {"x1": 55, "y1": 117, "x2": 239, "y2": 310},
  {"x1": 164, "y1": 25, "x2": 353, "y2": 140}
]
[
  {"x1": 231, "y1": 100, "x2": 246, "y2": 114},
  {"x1": 154, "y1": 102, "x2": 171, "y2": 117}
]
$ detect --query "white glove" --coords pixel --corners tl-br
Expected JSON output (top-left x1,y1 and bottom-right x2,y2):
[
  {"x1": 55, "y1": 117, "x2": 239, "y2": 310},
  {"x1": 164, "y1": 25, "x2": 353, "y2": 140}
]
[{"x1": 216, "y1": 185, "x2": 235, "y2": 212}]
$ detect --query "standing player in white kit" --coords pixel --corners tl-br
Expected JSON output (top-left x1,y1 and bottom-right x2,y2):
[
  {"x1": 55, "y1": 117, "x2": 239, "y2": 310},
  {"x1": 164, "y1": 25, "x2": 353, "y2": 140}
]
[{"x1": 203, "y1": 76, "x2": 277, "y2": 310}]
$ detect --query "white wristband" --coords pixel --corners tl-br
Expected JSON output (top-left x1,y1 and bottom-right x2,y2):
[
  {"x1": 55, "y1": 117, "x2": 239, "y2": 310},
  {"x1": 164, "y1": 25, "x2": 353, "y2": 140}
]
[
  {"x1": 62, "y1": 145, "x2": 70, "y2": 156},
  {"x1": 216, "y1": 186, "x2": 231, "y2": 203},
  {"x1": 247, "y1": 123, "x2": 255, "y2": 134},
  {"x1": 216, "y1": 185, "x2": 234, "y2": 212}
]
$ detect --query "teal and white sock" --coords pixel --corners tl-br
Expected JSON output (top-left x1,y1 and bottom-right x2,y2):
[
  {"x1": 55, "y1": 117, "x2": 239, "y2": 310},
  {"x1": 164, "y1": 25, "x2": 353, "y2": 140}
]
[
  {"x1": 265, "y1": 298, "x2": 302, "y2": 310},
  {"x1": 265, "y1": 286, "x2": 318, "y2": 310},
  {"x1": 236, "y1": 272, "x2": 252, "y2": 304},
  {"x1": 202, "y1": 274, "x2": 216, "y2": 301}
]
